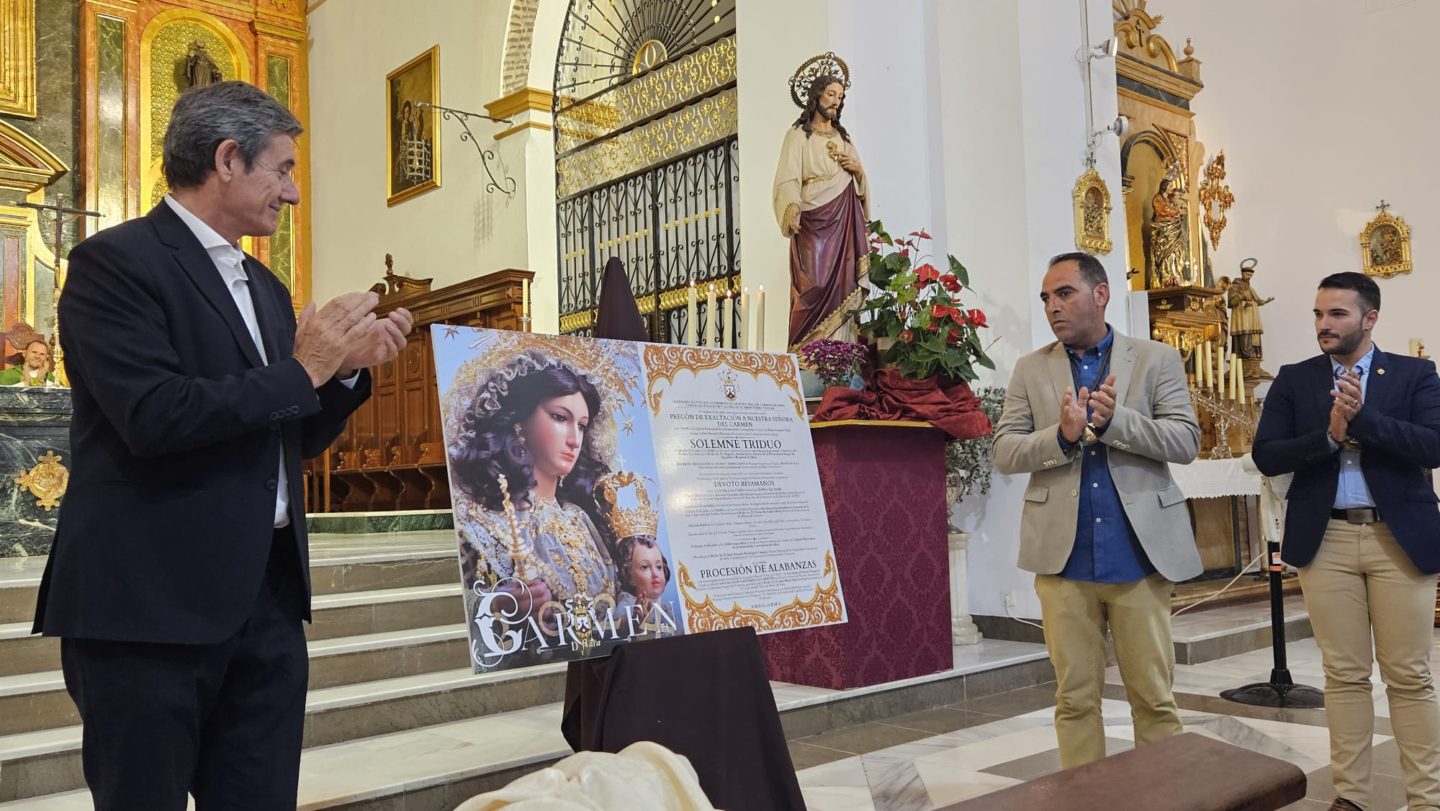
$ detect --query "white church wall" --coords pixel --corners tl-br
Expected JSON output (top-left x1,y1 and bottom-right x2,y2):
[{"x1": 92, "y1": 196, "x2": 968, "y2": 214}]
[
  {"x1": 1154, "y1": 0, "x2": 1440, "y2": 378},
  {"x1": 307, "y1": 1, "x2": 540, "y2": 321},
  {"x1": 934, "y1": 0, "x2": 1128, "y2": 621}
]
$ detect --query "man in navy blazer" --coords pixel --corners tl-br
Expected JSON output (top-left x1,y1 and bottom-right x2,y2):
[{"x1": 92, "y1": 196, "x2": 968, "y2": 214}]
[
  {"x1": 33, "y1": 82, "x2": 412, "y2": 809},
  {"x1": 1253, "y1": 272, "x2": 1440, "y2": 811}
]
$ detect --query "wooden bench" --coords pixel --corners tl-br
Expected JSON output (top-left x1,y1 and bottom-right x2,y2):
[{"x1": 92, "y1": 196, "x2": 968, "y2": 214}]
[{"x1": 938, "y1": 732, "x2": 1305, "y2": 811}]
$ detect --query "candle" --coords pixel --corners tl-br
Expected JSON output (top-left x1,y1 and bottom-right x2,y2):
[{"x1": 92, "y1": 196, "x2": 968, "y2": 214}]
[
  {"x1": 521, "y1": 278, "x2": 531, "y2": 329},
  {"x1": 722, "y1": 290, "x2": 733, "y2": 349},
  {"x1": 686, "y1": 281, "x2": 697, "y2": 345},
  {"x1": 1200, "y1": 341, "x2": 1211, "y2": 389},
  {"x1": 755, "y1": 285, "x2": 766, "y2": 350},
  {"x1": 705, "y1": 283, "x2": 717, "y2": 347},
  {"x1": 738, "y1": 287, "x2": 749, "y2": 350},
  {"x1": 1236, "y1": 360, "x2": 1246, "y2": 406}
]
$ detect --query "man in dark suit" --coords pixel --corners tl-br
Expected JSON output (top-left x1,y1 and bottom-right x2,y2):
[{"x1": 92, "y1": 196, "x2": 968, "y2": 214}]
[
  {"x1": 33, "y1": 81, "x2": 412, "y2": 810},
  {"x1": 1254, "y1": 272, "x2": 1440, "y2": 811}
]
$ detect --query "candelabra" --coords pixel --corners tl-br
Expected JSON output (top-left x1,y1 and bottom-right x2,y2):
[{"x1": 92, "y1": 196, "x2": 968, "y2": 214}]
[{"x1": 1192, "y1": 383, "x2": 1255, "y2": 459}]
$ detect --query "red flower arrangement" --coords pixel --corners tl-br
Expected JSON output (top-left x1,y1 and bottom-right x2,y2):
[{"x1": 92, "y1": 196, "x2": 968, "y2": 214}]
[{"x1": 851, "y1": 222, "x2": 995, "y2": 383}]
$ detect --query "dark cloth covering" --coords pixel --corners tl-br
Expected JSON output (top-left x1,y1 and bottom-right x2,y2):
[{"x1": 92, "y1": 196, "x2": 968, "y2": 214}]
[
  {"x1": 594, "y1": 257, "x2": 649, "y2": 343},
  {"x1": 813, "y1": 367, "x2": 992, "y2": 440},
  {"x1": 562, "y1": 628, "x2": 806, "y2": 811}
]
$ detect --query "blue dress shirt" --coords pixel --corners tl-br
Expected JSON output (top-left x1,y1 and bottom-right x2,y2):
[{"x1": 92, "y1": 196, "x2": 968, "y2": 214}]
[
  {"x1": 1058, "y1": 327, "x2": 1157, "y2": 583},
  {"x1": 1331, "y1": 345, "x2": 1377, "y2": 510}
]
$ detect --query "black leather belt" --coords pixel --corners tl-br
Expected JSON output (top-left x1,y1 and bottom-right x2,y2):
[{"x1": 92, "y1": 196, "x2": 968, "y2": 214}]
[{"x1": 1331, "y1": 507, "x2": 1382, "y2": 524}]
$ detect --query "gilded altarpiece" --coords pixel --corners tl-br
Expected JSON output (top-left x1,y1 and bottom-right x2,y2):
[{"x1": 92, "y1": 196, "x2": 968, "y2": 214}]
[
  {"x1": 1115, "y1": 0, "x2": 1259, "y2": 585},
  {"x1": 78, "y1": 0, "x2": 311, "y2": 308}
]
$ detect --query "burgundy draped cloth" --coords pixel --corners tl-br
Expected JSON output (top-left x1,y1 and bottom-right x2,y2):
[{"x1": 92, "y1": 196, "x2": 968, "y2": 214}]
[
  {"x1": 813, "y1": 367, "x2": 993, "y2": 440},
  {"x1": 789, "y1": 184, "x2": 867, "y2": 347},
  {"x1": 594, "y1": 257, "x2": 648, "y2": 342}
]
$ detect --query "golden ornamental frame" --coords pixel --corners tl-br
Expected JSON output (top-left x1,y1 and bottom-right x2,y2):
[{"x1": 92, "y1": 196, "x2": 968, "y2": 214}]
[
  {"x1": 386, "y1": 46, "x2": 442, "y2": 207},
  {"x1": 1072, "y1": 168, "x2": 1113, "y2": 255},
  {"x1": 1360, "y1": 206, "x2": 1412, "y2": 279},
  {"x1": 1198, "y1": 151, "x2": 1234, "y2": 252}
]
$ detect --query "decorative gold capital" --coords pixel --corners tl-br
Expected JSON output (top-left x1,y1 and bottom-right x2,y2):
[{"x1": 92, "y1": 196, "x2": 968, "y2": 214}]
[{"x1": 15, "y1": 450, "x2": 68, "y2": 511}]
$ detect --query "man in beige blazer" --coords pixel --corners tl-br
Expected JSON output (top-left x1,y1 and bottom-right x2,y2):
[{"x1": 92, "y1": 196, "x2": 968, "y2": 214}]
[{"x1": 994, "y1": 252, "x2": 1202, "y2": 768}]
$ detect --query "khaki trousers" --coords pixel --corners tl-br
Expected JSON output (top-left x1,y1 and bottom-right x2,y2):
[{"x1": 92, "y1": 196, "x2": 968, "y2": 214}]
[
  {"x1": 1299, "y1": 519, "x2": 1440, "y2": 810},
  {"x1": 1035, "y1": 573, "x2": 1184, "y2": 768}
]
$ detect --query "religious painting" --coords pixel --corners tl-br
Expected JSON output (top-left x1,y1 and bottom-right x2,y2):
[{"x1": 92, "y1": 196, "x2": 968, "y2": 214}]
[
  {"x1": 386, "y1": 46, "x2": 440, "y2": 206},
  {"x1": 433, "y1": 326, "x2": 844, "y2": 673},
  {"x1": 1360, "y1": 205, "x2": 1412, "y2": 279},
  {"x1": 1072, "y1": 167, "x2": 1112, "y2": 255}
]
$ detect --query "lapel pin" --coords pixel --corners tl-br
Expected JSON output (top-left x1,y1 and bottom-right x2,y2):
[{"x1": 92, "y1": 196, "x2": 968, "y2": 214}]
[{"x1": 1377, "y1": 368, "x2": 1385, "y2": 375}]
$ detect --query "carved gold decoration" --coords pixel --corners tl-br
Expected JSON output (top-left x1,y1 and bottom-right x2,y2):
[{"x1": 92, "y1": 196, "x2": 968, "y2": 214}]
[
  {"x1": 556, "y1": 88, "x2": 737, "y2": 199},
  {"x1": 643, "y1": 345, "x2": 803, "y2": 418},
  {"x1": 140, "y1": 10, "x2": 251, "y2": 209},
  {"x1": 631, "y1": 39, "x2": 669, "y2": 76},
  {"x1": 1113, "y1": 1, "x2": 1202, "y2": 102},
  {"x1": 1198, "y1": 151, "x2": 1234, "y2": 251},
  {"x1": 1072, "y1": 168, "x2": 1113, "y2": 255},
  {"x1": 555, "y1": 35, "x2": 737, "y2": 156},
  {"x1": 559, "y1": 309, "x2": 596, "y2": 332},
  {"x1": 485, "y1": 87, "x2": 554, "y2": 121},
  {"x1": 0, "y1": 0, "x2": 36, "y2": 117},
  {"x1": 1361, "y1": 201, "x2": 1412, "y2": 279},
  {"x1": 0, "y1": 121, "x2": 68, "y2": 194},
  {"x1": 677, "y1": 553, "x2": 844, "y2": 633},
  {"x1": 15, "y1": 450, "x2": 68, "y2": 511}
]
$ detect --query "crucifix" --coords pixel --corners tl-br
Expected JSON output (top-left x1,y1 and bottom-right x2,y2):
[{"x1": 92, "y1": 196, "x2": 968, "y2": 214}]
[{"x1": 16, "y1": 199, "x2": 103, "y2": 384}]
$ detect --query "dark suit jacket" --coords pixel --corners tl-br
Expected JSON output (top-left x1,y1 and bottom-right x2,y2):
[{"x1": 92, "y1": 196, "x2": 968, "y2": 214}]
[
  {"x1": 33, "y1": 203, "x2": 370, "y2": 645},
  {"x1": 1253, "y1": 349, "x2": 1440, "y2": 573}
]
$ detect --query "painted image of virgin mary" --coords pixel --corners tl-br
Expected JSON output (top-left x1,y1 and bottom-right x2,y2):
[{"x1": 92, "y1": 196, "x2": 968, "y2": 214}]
[{"x1": 449, "y1": 350, "x2": 620, "y2": 642}]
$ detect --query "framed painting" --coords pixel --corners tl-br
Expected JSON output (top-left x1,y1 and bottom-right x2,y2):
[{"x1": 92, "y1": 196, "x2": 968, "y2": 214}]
[{"x1": 386, "y1": 46, "x2": 441, "y2": 206}]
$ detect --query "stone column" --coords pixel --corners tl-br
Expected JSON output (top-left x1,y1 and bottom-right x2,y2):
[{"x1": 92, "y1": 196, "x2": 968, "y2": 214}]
[{"x1": 949, "y1": 528, "x2": 982, "y2": 645}]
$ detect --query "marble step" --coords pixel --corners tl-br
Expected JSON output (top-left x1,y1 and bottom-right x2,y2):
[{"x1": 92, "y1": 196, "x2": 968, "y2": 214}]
[
  {"x1": 0, "y1": 544, "x2": 458, "y2": 626},
  {"x1": 0, "y1": 641, "x2": 1056, "y2": 809},
  {"x1": 0, "y1": 584, "x2": 466, "y2": 679},
  {"x1": 0, "y1": 663, "x2": 568, "y2": 803},
  {"x1": 0, "y1": 623, "x2": 475, "y2": 738}
]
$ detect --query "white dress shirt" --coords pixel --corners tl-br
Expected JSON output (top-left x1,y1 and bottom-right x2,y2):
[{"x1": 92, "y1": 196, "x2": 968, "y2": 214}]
[{"x1": 164, "y1": 195, "x2": 293, "y2": 528}]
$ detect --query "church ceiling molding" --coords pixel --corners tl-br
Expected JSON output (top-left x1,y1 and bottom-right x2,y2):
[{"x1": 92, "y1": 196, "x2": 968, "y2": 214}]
[
  {"x1": 0, "y1": 121, "x2": 68, "y2": 194},
  {"x1": 0, "y1": 0, "x2": 37, "y2": 118}
]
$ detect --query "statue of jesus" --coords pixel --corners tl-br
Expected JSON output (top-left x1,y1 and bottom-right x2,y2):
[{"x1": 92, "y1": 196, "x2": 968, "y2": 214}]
[{"x1": 772, "y1": 52, "x2": 870, "y2": 350}]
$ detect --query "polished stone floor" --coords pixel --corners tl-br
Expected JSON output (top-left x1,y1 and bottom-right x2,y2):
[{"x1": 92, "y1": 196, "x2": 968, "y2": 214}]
[{"x1": 790, "y1": 634, "x2": 1437, "y2": 811}]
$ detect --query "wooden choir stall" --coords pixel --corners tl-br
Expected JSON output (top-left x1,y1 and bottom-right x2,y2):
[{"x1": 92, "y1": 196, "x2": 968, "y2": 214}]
[{"x1": 303, "y1": 260, "x2": 532, "y2": 513}]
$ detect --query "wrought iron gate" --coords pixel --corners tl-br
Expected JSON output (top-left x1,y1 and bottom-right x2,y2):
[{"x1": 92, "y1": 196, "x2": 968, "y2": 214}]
[{"x1": 556, "y1": 137, "x2": 740, "y2": 342}]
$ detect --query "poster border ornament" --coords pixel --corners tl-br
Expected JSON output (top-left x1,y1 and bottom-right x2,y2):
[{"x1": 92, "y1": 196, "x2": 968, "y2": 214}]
[
  {"x1": 1360, "y1": 201, "x2": 1412, "y2": 279},
  {"x1": 677, "y1": 552, "x2": 844, "y2": 633},
  {"x1": 643, "y1": 345, "x2": 803, "y2": 418}
]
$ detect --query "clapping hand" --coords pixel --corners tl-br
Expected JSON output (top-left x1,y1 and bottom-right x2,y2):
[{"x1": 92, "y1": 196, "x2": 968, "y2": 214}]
[
  {"x1": 1060, "y1": 385, "x2": 1089, "y2": 445},
  {"x1": 1088, "y1": 374, "x2": 1119, "y2": 430},
  {"x1": 1330, "y1": 370, "x2": 1363, "y2": 442}
]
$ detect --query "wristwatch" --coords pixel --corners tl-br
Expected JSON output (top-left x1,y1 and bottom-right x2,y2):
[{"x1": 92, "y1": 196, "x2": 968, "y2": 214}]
[{"x1": 1081, "y1": 422, "x2": 1099, "y2": 446}]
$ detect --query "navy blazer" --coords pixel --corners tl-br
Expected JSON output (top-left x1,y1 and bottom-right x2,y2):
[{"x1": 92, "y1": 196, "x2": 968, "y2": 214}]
[
  {"x1": 1252, "y1": 349, "x2": 1440, "y2": 573},
  {"x1": 33, "y1": 203, "x2": 371, "y2": 644}
]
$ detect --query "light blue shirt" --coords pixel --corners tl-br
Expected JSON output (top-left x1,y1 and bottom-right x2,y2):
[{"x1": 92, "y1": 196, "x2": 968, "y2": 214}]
[{"x1": 1331, "y1": 345, "x2": 1376, "y2": 510}]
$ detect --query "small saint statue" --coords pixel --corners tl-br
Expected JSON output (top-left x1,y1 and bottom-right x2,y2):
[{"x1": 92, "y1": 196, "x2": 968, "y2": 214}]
[
  {"x1": 1227, "y1": 258, "x2": 1274, "y2": 361},
  {"x1": 1149, "y1": 177, "x2": 1188, "y2": 288},
  {"x1": 184, "y1": 40, "x2": 223, "y2": 90}
]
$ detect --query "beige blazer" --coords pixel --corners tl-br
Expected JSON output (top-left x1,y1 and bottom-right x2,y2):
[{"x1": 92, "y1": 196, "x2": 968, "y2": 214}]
[{"x1": 993, "y1": 332, "x2": 1203, "y2": 582}]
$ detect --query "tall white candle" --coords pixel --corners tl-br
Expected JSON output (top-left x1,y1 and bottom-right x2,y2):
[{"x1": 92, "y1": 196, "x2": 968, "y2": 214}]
[
  {"x1": 1201, "y1": 341, "x2": 1211, "y2": 389},
  {"x1": 521, "y1": 278, "x2": 531, "y2": 329},
  {"x1": 686, "y1": 281, "x2": 697, "y2": 345},
  {"x1": 1236, "y1": 360, "x2": 1246, "y2": 406},
  {"x1": 755, "y1": 285, "x2": 765, "y2": 350},
  {"x1": 705, "y1": 284, "x2": 717, "y2": 346},
  {"x1": 720, "y1": 290, "x2": 731, "y2": 347},
  {"x1": 738, "y1": 287, "x2": 749, "y2": 350}
]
